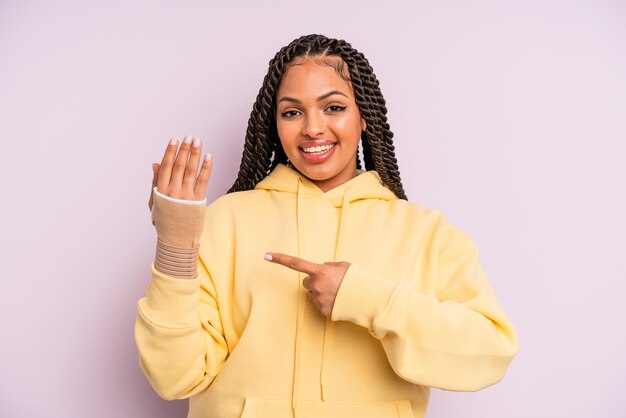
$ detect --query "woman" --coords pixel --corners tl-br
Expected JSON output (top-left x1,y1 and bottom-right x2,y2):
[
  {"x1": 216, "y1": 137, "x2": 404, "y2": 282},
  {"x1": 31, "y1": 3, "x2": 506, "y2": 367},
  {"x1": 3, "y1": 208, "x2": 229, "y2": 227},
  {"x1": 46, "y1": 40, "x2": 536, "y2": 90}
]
[{"x1": 136, "y1": 34, "x2": 518, "y2": 418}]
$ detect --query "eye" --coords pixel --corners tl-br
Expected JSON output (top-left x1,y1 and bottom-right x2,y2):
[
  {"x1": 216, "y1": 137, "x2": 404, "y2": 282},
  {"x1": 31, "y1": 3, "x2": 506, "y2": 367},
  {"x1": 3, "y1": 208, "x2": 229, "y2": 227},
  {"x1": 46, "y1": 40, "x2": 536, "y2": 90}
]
[
  {"x1": 326, "y1": 105, "x2": 347, "y2": 113},
  {"x1": 280, "y1": 110, "x2": 301, "y2": 118}
]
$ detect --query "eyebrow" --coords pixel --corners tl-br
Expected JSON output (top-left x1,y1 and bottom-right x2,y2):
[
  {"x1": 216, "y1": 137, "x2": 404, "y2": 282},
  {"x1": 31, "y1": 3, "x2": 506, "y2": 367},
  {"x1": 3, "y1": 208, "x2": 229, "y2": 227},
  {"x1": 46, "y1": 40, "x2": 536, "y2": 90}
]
[{"x1": 277, "y1": 90, "x2": 349, "y2": 104}]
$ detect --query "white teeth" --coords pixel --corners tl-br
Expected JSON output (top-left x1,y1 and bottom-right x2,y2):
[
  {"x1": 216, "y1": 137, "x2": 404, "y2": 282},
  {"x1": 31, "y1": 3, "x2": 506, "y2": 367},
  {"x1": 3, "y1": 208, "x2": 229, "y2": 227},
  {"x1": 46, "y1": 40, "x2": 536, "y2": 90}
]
[{"x1": 302, "y1": 144, "x2": 335, "y2": 154}]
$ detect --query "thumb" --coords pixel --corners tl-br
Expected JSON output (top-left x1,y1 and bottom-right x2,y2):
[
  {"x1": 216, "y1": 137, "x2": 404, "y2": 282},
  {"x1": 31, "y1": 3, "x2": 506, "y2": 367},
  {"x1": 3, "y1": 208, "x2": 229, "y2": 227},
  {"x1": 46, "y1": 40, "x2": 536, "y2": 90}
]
[
  {"x1": 149, "y1": 163, "x2": 160, "y2": 211},
  {"x1": 152, "y1": 163, "x2": 160, "y2": 188}
]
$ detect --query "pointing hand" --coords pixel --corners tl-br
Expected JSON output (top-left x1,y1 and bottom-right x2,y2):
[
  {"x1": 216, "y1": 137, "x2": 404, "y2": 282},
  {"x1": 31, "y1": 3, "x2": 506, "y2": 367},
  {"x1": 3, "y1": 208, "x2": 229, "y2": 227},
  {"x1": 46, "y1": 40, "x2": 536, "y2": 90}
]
[{"x1": 264, "y1": 252, "x2": 350, "y2": 317}]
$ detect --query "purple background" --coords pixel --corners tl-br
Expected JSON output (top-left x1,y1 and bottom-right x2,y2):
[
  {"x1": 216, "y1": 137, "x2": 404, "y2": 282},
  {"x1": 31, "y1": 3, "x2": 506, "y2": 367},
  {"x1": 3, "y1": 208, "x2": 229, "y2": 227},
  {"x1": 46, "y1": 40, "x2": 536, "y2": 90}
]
[{"x1": 1, "y1": 1, "x2": 625, "y2": 417}]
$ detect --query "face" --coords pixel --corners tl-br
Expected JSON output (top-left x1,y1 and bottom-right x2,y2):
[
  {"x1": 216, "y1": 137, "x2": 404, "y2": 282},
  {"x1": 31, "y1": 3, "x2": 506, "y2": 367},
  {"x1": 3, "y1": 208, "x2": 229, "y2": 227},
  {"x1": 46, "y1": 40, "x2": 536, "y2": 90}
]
[{"x1": 275, "y1": 57, "x2": 366, "y2": 192}]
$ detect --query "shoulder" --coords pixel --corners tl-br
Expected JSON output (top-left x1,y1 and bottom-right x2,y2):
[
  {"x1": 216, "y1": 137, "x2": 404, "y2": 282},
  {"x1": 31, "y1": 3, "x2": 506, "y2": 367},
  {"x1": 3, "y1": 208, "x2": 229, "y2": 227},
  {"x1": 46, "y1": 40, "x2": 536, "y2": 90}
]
[
  {"x1": 199, "y1": 190, "x2": 271, "y2": 243},
  {"x1": 382, "y1": 197, "x2": 446, "y2": 226},
  {"x1": 208, "y1": 189, "x2": 269, "y2": 207},
  {"x1": 386, "y1": 198, "x2": 474, "y2": 247},
  {"x1": 205, "y1": 189, "x2": 272, "y2": 217}
]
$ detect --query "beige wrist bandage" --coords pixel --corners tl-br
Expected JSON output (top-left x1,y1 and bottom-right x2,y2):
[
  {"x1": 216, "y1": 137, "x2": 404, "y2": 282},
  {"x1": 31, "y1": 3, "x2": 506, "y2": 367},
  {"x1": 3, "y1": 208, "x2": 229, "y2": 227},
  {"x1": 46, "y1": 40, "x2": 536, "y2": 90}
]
[{"x1": 151, "y1": 192, "x2": 207, "y2": 279}]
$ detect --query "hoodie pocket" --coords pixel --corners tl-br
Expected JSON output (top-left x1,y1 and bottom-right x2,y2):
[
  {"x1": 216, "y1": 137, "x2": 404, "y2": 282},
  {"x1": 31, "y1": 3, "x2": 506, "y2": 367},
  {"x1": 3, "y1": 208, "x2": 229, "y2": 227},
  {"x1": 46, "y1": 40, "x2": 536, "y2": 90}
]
[{"x1": 240, "y1": 397, "x2": 414, "y2": 418}]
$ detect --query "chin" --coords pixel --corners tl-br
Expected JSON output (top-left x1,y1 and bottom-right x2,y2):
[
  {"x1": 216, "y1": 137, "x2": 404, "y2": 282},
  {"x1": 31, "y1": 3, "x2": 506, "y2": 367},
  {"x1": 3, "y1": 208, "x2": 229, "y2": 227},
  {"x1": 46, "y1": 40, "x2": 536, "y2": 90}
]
[{"x1": 292, "y1": 161, "x2": 333, "y2": 177}]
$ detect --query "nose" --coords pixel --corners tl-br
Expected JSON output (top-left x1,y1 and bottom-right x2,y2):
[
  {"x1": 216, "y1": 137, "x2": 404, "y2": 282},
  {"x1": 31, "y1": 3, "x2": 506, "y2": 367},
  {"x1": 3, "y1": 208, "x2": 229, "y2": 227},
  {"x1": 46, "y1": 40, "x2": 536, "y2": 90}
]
[{"x1": 301, "y1": 112, "x2": 326, "y2": 137}]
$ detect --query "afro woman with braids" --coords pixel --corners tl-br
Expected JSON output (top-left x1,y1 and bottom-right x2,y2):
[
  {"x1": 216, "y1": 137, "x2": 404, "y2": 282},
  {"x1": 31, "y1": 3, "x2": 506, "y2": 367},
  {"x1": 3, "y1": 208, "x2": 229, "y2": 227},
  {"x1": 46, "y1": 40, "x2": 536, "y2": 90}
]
[{"x1": 136, "y1": 34, "x2": 518, "y2": 418}]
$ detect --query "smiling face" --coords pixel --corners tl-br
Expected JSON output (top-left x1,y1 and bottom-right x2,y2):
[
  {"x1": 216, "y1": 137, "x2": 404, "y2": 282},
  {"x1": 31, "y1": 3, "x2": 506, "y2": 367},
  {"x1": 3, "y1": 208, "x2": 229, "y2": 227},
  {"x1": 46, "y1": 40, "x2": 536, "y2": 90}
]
[{"x1": 275, "y1": 56, "x2": 366, "y2": 192}]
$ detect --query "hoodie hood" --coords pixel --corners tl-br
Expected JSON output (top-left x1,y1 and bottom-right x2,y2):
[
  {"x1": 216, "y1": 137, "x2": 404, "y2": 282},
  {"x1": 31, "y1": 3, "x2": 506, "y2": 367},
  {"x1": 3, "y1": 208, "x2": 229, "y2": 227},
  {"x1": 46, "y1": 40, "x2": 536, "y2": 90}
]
[{"x1": 255, "y1": 164, "x2": 398, "y2": 207}]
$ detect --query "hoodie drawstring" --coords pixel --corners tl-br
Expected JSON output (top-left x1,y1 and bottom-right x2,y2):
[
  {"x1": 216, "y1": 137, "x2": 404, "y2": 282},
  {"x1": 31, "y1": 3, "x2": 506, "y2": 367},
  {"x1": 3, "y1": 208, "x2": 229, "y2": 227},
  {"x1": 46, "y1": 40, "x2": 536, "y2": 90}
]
[
  {"x1": 320, "y1": 192, "x2": 351, "y2": 401},
  {"x1": 291, "y1": 179, "x2": 306, "y2": 416}
]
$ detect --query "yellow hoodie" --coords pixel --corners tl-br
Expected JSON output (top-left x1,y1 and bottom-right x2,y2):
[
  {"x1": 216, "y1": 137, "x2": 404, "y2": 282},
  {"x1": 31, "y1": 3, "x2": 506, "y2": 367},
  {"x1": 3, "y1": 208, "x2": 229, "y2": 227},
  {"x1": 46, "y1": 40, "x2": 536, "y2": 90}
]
[{"x1": 135, "y1": 164, "x2": 518, "y2": 418}]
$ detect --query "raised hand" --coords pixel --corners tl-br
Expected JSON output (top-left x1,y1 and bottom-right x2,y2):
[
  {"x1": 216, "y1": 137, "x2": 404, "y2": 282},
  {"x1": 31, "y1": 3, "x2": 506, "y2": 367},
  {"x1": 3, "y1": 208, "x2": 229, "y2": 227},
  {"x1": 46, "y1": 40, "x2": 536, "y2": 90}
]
[
  {"x1": 264, "y1": 252, "x2": 350, "y2": 317},
  {"x1": 149, "y1": 136, "x2": 213, "y2": 210}
]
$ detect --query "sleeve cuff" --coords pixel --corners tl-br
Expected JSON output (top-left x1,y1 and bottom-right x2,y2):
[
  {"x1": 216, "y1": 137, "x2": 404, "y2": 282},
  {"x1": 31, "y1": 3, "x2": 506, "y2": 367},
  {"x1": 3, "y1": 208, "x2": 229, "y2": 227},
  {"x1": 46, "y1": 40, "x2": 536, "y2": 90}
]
[
  {"x1": 153, "y1": 187, "x2": 207, "y2": 206},
  {"x1": 137, "y1": 263, "x2": 202, "y2": 327},
  {"x1": 330, "y1": 263, "x2": 399, "y2": 330}
]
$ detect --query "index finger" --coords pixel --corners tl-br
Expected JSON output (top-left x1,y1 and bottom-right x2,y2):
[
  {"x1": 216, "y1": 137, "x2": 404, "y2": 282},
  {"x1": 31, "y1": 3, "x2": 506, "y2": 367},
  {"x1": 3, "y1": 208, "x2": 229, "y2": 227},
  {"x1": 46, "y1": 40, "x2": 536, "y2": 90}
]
[
  {"x1": 158, "y1": 138, "x2": 179, "y2": 188},
  {"x1": 264, "y1": 252, "x2": 321, "y2": 275}
]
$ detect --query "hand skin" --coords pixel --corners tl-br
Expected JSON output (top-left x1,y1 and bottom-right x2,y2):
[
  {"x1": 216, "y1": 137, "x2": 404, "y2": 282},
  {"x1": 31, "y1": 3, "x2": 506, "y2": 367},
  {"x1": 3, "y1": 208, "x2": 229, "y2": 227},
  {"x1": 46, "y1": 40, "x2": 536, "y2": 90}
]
[
  {"x1": 265, "y1": 252, "x2": 350, "y2": 317},
  {"x1": 148, "y1": 136, "x2": 213, "y2": 210}
]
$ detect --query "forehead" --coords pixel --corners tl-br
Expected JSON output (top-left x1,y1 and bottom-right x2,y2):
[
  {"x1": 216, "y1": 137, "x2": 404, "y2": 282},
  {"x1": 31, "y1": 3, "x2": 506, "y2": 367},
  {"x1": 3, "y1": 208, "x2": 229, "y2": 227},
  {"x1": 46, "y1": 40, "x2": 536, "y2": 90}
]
[
  {"x1": 278, "y1": 57, "x2": 354, "y2": 97},
  {"x1": 289, "y1": 55, "x2": 351, "y2": 79}
]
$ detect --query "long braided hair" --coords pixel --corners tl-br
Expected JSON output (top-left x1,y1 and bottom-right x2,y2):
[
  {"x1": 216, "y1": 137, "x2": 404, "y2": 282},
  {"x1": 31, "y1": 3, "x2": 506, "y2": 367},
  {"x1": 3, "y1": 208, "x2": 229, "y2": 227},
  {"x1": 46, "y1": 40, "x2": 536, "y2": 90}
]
[{"x1": 228, "y1": 34, "x2": 407, "y2": 200}]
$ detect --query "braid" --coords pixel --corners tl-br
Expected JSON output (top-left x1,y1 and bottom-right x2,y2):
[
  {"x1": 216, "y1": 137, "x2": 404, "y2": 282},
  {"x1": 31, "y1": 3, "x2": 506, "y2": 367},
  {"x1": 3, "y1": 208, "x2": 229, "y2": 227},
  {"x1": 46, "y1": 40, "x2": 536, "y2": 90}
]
[{"x1": 228, "y1": 34, "x2": 407, "y2": 200}]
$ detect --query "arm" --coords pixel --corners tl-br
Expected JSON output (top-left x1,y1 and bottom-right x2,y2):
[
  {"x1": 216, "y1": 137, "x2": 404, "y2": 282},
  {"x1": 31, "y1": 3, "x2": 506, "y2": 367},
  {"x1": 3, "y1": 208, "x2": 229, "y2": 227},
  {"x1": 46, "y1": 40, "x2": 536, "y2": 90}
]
[
  {"x1": 135, "y1": 257, "x2": 229, "y2": 400},
  {"x1": 330, "y1": 220, "x2": 519, "y2": 391}
]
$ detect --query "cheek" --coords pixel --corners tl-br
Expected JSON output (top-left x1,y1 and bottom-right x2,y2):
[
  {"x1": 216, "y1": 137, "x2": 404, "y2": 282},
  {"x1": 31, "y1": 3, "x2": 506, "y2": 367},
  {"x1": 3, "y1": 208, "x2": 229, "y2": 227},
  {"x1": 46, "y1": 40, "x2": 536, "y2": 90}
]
[
  {"x1": 277, "y1": 119, "x2": 297, "y2": 137},
  {"x1": 332, "y1": 113, "x2": 363, "y2": 138},
  {"x1": 276, "y1": 120, "x2": 299, "y2": 154}
]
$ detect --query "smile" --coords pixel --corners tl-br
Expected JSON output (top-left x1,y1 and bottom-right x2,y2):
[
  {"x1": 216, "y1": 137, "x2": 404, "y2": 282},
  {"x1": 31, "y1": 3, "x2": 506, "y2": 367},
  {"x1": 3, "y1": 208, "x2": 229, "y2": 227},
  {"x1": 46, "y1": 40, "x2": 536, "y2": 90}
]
[
  {"x1": 300, "y1": 144, "x2": 336, "y2": 154},
  {"x1": 298, "y1": 143, "x2": 337, "y2": 163}
]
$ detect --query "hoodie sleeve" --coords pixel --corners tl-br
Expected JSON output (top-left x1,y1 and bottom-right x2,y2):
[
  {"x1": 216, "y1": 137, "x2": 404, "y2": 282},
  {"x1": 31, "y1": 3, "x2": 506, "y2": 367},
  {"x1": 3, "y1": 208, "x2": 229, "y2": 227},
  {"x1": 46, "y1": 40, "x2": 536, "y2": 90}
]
[
  {"x1": 134, "y1": 258, "x2": 229, "y2": 400},
  {"x1": 330, "y1": 217, "x2": 519, "y2": 392}
]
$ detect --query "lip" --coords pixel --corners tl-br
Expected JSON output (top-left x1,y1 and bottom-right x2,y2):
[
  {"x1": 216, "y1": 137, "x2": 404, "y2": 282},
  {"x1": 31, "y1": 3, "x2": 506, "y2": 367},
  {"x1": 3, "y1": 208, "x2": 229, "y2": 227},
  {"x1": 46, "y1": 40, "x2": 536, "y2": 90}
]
[
  {"x1": 298, "y1": 142, "x2": 337, "y2": 163},
  {"x1": 299, "y1": 139, "x2": 336, "y2": 148}
]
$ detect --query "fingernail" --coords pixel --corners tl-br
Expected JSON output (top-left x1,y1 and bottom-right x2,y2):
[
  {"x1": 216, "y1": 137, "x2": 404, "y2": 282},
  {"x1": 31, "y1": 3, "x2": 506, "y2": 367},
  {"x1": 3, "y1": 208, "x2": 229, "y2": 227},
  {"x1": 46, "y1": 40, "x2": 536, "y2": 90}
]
[
  {"x1": 204, "y1": 153, "x2": 213, "y2": 163},
  {"x1": 169, "y1": 138, "x2": 177, "y2": 146},
  {"x1": 184, "y1": 136, "x2": 193, "y2": 144},
  {"x1": 193, "y1": 137, "x2": 201, "y2": 147},
  {"x1": 264, "y1": 253, "x2": 273, "y2": 261}
]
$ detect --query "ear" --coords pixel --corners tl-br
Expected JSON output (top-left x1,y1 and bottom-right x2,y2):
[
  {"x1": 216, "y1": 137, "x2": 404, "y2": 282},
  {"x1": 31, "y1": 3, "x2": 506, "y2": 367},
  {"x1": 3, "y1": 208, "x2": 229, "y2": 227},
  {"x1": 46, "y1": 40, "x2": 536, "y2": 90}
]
[{"x1": 361, "y1": 118, "x2": 367, "y2": 132}]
